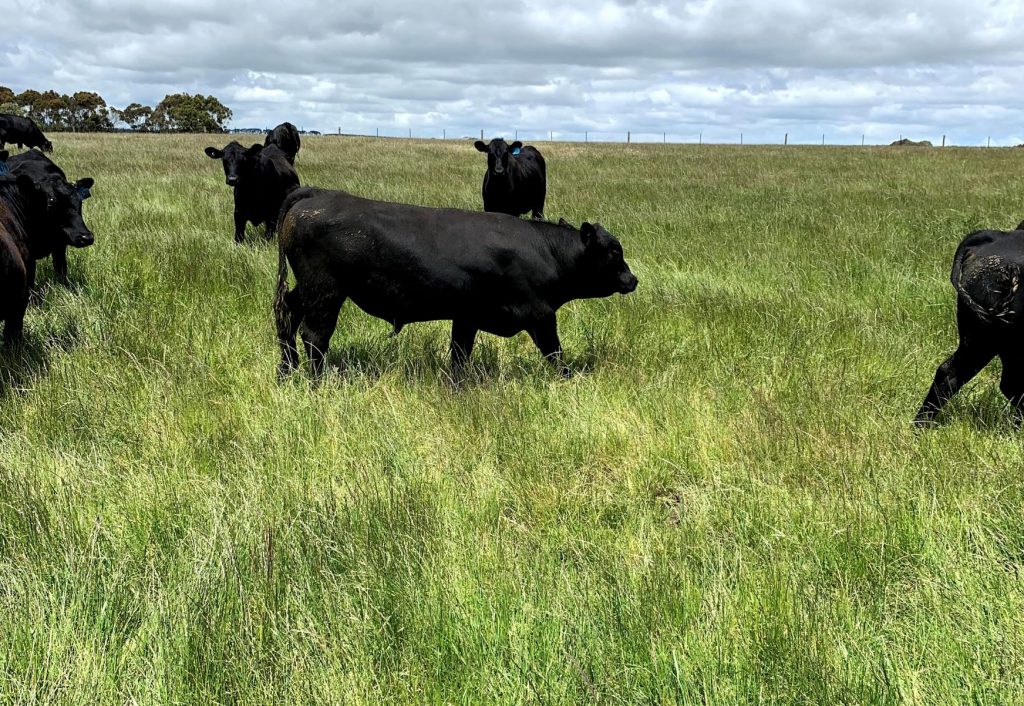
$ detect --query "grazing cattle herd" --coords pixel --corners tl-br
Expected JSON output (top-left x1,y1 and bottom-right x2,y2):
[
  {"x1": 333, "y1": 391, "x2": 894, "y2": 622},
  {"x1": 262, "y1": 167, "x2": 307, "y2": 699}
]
[{"x1": 1, "y1": 113, "x2": 1023, "y2": 426}]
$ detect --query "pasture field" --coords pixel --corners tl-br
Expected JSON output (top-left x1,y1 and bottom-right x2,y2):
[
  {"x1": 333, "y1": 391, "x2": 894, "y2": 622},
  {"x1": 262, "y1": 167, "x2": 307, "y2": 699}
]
[{"x1": 2, "y1": 134, "x2": 1024, "y2": 705}]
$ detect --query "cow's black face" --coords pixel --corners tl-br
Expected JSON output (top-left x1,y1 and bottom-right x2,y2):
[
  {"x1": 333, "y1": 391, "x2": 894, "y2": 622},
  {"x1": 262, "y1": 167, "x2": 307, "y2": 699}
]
[
  {"x1": 475, "y1": 138, "x2": 522, "y2": 177},
  {"x1": 579, "y1": 222, "x2": 638, "y2": 296},
  {"x1": 205, "y1": 142, "x2": 262, "y2": 187},
  {"x1": 39, "y1": 175, "x2": 94, "y2": 248}
]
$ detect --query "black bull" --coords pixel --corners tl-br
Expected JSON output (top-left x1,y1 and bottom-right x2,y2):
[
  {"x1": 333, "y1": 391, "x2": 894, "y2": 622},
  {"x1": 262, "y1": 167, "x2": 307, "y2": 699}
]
[
  {"x1": 915, "y1": 228, "x2": 1024, "y2": 425},
  {"x1": 273, "y1": 187, "x2": 638, "y2": 378}
]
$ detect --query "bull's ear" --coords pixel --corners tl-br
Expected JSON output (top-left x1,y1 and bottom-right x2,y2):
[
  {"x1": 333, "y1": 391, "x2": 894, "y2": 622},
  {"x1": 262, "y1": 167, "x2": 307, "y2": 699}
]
[
  {"x1": 15, "y1": 174, "x2": 37, "y2": 195},
  {"x1": 474, "y1": 140, "x2": 488, "y2": 152},
  {"x1": 511, "y1": 141, "x2": 523, "y2": 150},
  {"x1": 558, "y1": 217, "x2": 572, "y2": 228},
  {"x1": 205, "y1": 147, "x2": 223, "y2": 159},
  {"x1": 580, "y1": 222, "x2": 597, "y2": 248},
  {"x1": 247, "y1": 144, "x2": 264, "y2": 157},
  {"x1": 76, "y1": 177, "x2": 94, "y2": 199}
]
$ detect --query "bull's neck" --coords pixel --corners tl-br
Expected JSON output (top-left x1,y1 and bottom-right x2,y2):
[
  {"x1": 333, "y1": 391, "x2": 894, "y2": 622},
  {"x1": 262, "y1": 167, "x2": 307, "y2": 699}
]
[{"x1": 541, "y1": 227, "x2": 594, "y2": 305}]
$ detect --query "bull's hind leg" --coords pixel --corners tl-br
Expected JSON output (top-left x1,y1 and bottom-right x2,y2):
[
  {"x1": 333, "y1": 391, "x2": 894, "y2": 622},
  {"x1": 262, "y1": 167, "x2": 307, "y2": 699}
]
[
  {"x1": 300, "y1": 292, "x2": 345, "y2": 378},
  {"x1": 276, "y1": 288, "x2": 305, "y2": 378},
  {"x1": 998, "y1": 355, "x2": 1024, "y2": 424},
  {"x1": 528, "y1": 314, "x2": 570, "y2": 377},
  {"x1": 450, "y1": 320, "x2": 478, "y2": 379},
  {"x1": 914, "y1": 301, "x2": 995, "y2": 425}
]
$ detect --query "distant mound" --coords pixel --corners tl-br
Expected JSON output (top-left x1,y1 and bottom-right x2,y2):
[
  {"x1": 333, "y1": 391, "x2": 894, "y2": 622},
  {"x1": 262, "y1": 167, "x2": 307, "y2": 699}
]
[{"x1": 891, "y1": 138, "x2": 933, "y2": 147}]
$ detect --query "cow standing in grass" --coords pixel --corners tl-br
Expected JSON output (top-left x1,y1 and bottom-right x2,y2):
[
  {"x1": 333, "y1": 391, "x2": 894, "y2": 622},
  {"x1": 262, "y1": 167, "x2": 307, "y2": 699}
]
[
  {"x1": 0, "y1": 151, "x2": 75, "y2": 344},
  {"x1": 264, "y1": 122, "x2": 301, "y2": 164},
  {"x1": 475, "y1": 138, "x2": 546, "y2": 220},
  {"x1": 915, "y1": 227, "x2": 1024, "y2": 425},
  {"x1": 0, "y1": 115, "x2": 53, "y2": 152},
  {"x1": 204, "y1": 142, "x2": 299, "y2": 243},
  {"x1": 8, "y1": 150, "x2": 95, "y2": 285},
  {"x1": 274, "y1": 188, "x2": 637, "y2": 378}
]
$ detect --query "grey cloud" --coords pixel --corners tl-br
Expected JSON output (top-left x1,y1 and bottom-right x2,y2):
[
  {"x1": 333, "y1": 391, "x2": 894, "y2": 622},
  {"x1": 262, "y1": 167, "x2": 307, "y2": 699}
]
[{"x1": 3, "y1": 0, "x2": 1024, "y2": 144}]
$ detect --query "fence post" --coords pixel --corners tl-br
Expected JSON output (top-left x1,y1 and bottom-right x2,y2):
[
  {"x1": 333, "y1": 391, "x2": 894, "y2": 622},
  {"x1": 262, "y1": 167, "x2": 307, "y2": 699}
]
[
  {"x1": 627, "y1": 131, "x2": 631, "y2": 144},
  {"x1": 784, "y1": 133, "x2": 788, "y2": 145},
  {"x1": 942, "y1": 135, "x2": 945, "y2": 147}
]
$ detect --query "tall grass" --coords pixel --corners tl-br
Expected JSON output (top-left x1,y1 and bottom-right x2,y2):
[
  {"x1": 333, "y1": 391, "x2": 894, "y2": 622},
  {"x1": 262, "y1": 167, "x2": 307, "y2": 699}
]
[{"x1": 1, "y1": 134, "x2": 1022, "y2": 704}]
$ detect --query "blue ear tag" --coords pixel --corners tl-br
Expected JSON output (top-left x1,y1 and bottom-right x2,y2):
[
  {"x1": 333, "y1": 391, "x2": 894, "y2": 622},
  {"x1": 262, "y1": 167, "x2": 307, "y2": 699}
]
[
  {"x1": 512, "y1": 147, "x2": 521, "y2": 156},
  {"x1": 77, "y1": 186, "x2": 91, "y2": 200},
  {"x1": 0, "y1": 162, "x2": 7, "y2": 176}
]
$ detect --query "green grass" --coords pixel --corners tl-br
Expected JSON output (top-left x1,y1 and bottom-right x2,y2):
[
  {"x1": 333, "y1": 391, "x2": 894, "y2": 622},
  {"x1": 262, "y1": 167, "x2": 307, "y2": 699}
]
[{"x1": 2, "y1": 134, "x2": 1024, "y2": 704}]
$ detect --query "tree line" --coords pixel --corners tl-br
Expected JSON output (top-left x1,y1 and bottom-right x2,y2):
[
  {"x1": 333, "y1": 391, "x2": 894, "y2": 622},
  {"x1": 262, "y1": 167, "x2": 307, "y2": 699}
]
[{"x1": 0, "y1": 86, "x2": 233, "y2": 133}]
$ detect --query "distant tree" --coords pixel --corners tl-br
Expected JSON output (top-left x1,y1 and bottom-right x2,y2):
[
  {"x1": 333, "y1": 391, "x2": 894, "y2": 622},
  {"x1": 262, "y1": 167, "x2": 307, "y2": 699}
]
[
  {"x1": 68, "y1": 91, "x2": 112, "y2": 131},
  {"x1": 15, "y1": 90, "x2": 43, "y2": 122},
  {"x1": 0, "y1": 86, "x2": 14, "y2": 107},
  {"x1": 114, "y1": 102, "x2": 153, "y2": 131},
  {"x1": 149, "y1": 93, "x2": 232, "y2": 132}
]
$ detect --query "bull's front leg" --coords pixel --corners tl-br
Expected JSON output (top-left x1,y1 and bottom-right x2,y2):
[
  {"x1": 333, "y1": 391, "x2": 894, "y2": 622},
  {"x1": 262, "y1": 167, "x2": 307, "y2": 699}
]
[
  {"x1": 52, "y1": 246, "x2": 69, "y2": 285},
  {"x1": 528, "y1": 314, "x2": 570, "y2": 377},
  {"x1": 233, "y1": 208, "x2": 247, "y2": 243},
  {"x1": 25, "y1": 259, "x2": 36, "y2": 292}
]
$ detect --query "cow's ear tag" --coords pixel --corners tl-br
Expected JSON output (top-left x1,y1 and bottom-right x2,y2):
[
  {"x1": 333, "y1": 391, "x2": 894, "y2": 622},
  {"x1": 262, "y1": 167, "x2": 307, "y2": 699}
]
[
  {"x1": 512, "y1": 147, "x2": 521, "y2": 156},
  {"x1": 0, "y1": 162, "x2": 7, "y2": 176},
  {"x1": 77, "y1": 186, "x2": 91, "y2": 200}
]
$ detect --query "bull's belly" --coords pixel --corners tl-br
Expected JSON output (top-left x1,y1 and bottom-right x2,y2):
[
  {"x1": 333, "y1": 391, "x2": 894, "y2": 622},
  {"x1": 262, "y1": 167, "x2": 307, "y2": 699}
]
[{"x1": 348, "y1": 290, "x2": 538, "y2": 338}]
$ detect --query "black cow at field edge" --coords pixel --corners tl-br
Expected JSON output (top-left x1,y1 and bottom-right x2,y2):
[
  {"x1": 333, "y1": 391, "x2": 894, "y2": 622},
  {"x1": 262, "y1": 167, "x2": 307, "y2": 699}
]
[
  {"x1": 1, "y1": 151, "x2": 72, "y2": 343},
  {"x1": 474, "y1": 138, "x2": 546, "y2": 220},
  {"x1": 264, "y1": 122, "x2": 300, "y2": 164},
  {"x1": 0, "y1": 114, "x2": 53, "y2": 152},
  {"x1": 915, "y1": 227, "x2": 1024, "y2": 425},
  {"x1": 273, "y1": 188, "x2": 637, "y2": 378},
  {"x1": 204, "y1": 142, "x2": 300, "y2": 243},
  {"x1": 8, "y1": 150, "x2": 95, "y2": 285}
]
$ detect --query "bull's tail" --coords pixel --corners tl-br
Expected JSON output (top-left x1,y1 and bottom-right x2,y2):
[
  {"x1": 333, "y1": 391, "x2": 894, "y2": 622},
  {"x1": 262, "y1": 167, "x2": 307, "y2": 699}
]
[
  {"x1": 951, "y1": 236, "x2": 1021, "y2": 325},
  {"x1": 273, "y1": 187, "x2": 321, "y2": 377}
]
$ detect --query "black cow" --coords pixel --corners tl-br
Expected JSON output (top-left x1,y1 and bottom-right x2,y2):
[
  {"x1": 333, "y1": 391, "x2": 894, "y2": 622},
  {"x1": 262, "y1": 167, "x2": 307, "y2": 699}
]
[
  {"x1": 1, "y1": 151, "x2": 58, "y2": 343},
  {"x1": 273, "y1": 188, "x2": 637, "y2": 378},
  {"x1": 8, "y1": 150, "x2": 95, "y2": 285},
  {"x1": 915, "y1": 227, "x2": 1024, "y2": 425},
  {"x1": 0, "y1": 114, "x2": 53, "y2": 152},
  {"x1": 264, "y1": 122, "x2": 300, "y2": 164},
  {"x1": 474, "y1": 138, "x2": 546, "y2": 220},
  {"x1": 204, "y1": 142, "x2": 300, "y2": 243}
]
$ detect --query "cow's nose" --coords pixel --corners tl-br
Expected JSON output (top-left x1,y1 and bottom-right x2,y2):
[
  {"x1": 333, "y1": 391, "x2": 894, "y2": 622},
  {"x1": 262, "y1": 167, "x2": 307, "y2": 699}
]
[
  {"x1": 74, "y1": 231, "x2": 95, "y2": 247},
  {"x1": 226, "y1": 176, "x2": 238, "y2": 185}
]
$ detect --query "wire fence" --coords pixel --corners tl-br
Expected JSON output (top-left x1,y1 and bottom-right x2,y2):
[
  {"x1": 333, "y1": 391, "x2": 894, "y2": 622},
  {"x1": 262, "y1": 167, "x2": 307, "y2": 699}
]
[{"x1": 310, "y1": 127, "x2": 1018, "y2": 148}]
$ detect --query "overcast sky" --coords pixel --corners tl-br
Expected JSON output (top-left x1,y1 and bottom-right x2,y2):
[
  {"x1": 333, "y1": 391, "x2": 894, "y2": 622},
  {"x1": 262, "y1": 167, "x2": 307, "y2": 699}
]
[{"x1": 4, "y1": 0, "x2": 1024, "y2": 144}]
